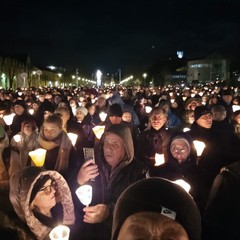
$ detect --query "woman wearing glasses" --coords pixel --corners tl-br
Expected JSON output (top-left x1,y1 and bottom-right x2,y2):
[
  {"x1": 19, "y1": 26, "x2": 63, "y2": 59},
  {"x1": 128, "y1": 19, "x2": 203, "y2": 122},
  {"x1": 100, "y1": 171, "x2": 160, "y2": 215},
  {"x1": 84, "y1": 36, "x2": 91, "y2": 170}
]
[{"x1": 9, "y1": 166, "x2": 75, "y2": 240}]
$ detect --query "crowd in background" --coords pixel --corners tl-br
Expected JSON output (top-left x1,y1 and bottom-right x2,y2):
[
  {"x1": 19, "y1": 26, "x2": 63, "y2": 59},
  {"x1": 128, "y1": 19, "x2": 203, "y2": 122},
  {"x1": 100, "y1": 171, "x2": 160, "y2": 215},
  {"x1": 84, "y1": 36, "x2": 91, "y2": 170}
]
[{"x1": 0, "y1": 82, "x2": 239, "y2": 239}]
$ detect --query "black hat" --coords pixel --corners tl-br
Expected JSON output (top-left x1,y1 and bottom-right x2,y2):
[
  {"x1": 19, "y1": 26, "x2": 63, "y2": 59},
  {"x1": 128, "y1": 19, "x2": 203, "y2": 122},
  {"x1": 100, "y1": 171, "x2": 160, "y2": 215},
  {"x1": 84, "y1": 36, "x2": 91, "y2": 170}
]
[
  {"x1": 221, "y1": 89, "x2": 233, "y2": 96},
  {"x1": 194, "y1": 105, "x2": 211, "y2": 121},
  {"x1": 30, "y1": 174, "x2": 52, "y2": 204},
  {"x1": 109, "y1": 103, "x2": 123, "y2": 117},
  {"x1": 112, "y1": 178, "x2": 201, "y2": 240},
  {"x1": 13, "y1": 100, "x2": 26, "y2": 109}
]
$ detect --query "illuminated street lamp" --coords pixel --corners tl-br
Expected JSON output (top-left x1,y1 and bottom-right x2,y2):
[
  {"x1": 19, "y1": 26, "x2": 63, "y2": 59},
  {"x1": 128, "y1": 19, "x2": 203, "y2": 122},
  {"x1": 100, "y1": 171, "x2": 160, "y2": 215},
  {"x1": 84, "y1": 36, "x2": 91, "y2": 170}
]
[{"x1": 143, "y1": 73, "x2": 147, "y2": 86}]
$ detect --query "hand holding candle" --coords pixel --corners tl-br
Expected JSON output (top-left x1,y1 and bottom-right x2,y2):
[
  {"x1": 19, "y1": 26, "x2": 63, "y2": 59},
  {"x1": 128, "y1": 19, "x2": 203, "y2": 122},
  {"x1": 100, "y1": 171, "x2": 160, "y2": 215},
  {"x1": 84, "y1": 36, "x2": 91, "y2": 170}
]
[{"x1": 29, "y1": 148, "x2": 47, "y2": 167}]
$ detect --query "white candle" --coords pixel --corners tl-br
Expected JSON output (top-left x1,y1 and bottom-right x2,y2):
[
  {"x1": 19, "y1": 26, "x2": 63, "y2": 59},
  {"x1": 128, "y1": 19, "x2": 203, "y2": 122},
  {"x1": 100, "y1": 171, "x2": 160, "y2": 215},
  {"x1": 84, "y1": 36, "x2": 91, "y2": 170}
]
[
  {"x1": 92, "y1": 125, "x2": 105, "y2": 139},
  {"x1": 75, "y1": 185, "x2": 92, "y2": 207},
  {"x1": 173, "y1": 179, "x2": 191, "y2": 193},
  {"x1": 99, "y1": 112, "x2": 107, "y2": 122},
  {"x1": 13, "y1": 134, "x2": 22, "y2": 143},
  {"x1": 29, "y1": 148, "x2": 47, "y2": 167},
  {"x1": 193, "y1": 140, "x2": 206, "y2": 157},
  {"x1": 154, "y1": 153, "x2": 165, "y2": 166},
  {"x1": 145, "y1": 106, "x2": 152, "y2": 114},
  {"x1": 49, "y1": 225, "x2": 70, "y2": 240},
  {"x1": 67, "y1": 132, "x2": 78, "y2": 146}
]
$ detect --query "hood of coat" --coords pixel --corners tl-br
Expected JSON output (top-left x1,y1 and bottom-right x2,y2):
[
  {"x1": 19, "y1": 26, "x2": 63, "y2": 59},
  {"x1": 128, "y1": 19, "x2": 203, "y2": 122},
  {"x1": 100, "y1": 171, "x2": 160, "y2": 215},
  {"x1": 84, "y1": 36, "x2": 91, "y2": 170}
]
[
  {"x1": 167, "y1": 132, "x2": 197, "y2": 165},
  {"x1": 9, "y1": 166, "x2": 75, "y2": 240}
]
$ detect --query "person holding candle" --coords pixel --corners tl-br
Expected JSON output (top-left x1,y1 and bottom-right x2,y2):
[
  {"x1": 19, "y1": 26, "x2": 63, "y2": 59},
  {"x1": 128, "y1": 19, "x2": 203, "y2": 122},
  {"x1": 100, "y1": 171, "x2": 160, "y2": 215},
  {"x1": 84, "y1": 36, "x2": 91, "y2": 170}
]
[
  {"x1": 230, "y1": 110, "x2": 240, "y2": 162},
  {"x1": 36, "y1": 113, "x2": 80, "y2": 180},
  {"x1": 71, "y1": 124, "x2": 146, "y2": 240},
  {"x1": 54, "y1": 106, "x2": 89, "y2": 156},
  {"x1": 189, "y1": 105, "x2": 230, "y2": 185},
  {"x1": 136, "y1": 107, "x2": 171, "y2": 171},
  {"x1": 9, "y1": 166, "x2": 75, "y2": 240},
  {"x1": 112, "y1": 177, "x2": 201, "y2": 240},
  {"x1": 0, "y1": 125, "x2": 10, "y2": 191},
  {"x1": 10, "y1": 100, "x2": 36, "y2": 140},
  {"x1": 149, "y1": 132, "x2": 208, "y2": 214},
  {"x1": 8, "y1": 119, "x2": 39, "y2": 179}
]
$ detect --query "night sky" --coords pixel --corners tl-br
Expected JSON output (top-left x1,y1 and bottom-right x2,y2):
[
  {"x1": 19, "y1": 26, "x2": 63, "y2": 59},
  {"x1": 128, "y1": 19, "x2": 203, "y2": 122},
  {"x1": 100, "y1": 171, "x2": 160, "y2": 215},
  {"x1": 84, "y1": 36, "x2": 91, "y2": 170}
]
[{"x1": 1, "y1": 0, "x2": 240, "y2": 76}]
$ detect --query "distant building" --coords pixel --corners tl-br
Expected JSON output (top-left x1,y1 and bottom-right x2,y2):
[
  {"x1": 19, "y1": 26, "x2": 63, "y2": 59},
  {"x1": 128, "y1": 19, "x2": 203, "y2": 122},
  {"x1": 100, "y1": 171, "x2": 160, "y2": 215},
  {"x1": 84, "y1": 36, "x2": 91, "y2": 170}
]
[{"x1": 187, "y1": 53, "x2": 230, "y2": 84}]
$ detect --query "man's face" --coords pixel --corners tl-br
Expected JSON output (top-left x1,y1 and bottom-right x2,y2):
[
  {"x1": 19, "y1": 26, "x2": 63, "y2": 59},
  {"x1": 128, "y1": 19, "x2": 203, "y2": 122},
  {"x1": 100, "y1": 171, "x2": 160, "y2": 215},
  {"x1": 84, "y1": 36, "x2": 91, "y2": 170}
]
[
  {"x1": 222, "y1": 95, "x2": 232, "y2": 104},
  {"x1": 103, "y1": 133, "x2": 125, "y2": 169},
  {"x1": 43, "y1": 122, "x2": 62, "y2": 140},
  {"x1": 109, "y1": 116, "x2": 122, "y2": 125},
  {"x1": 150, "y1": 113, "x2": 167, "y2": 130},
  {"x1": 14, "y1": 105, "x2": 25, "y2": 115},
  {"x1": 212, "y1": 111, "x2": 226, "y2": 121},
  {"x1": 196, "y1": 113, "x2": 213, "y2": 129},
  {"x1": 117, "y1": 212, "x2": 189, "y2": 240}
]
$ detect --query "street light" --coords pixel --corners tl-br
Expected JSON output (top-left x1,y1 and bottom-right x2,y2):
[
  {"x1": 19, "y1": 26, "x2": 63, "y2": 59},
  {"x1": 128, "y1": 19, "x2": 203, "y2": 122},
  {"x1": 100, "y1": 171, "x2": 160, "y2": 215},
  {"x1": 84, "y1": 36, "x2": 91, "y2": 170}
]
[{"x1": 143, "y1": 73, "x2": 147, "y2": 86}]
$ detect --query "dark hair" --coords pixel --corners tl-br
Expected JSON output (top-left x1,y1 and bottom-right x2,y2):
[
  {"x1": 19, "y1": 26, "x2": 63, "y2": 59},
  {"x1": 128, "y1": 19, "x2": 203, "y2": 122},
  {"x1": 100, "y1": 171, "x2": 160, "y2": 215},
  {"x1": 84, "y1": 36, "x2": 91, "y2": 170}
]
[
  {"x1": 21, "y1": 119, "x2": 37, "y2": 131},
  {"x1": 44, "y1": 113, "x2": 63, "y2": 129}
]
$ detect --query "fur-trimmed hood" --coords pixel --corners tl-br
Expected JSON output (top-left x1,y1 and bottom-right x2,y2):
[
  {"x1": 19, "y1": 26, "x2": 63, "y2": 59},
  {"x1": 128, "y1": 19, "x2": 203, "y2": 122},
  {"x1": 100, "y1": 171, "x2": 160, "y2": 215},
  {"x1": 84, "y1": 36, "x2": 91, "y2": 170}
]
[{"x1": 9, "y1": 166, "x2": 75, "y2": 240}]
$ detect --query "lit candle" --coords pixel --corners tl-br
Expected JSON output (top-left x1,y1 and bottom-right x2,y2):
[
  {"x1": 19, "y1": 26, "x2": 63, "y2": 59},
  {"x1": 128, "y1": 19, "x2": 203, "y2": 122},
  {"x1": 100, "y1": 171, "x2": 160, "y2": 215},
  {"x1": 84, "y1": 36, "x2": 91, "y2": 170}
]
[
  {"x1": 29, "y1": 148, "x2": 47, "y2": 167},
  {"x1": 183, "y1": 127, "x2": 190, "y2": 132},
  {"x1": 67, "y1": 132, "x2": 78, "y2": 146},
  {"x1": 49, "y1": 225, "x2": 70, "y2": 240},
  {"x1": 13, "y1": 134, "x2": 22, "y2": 143},
  {"x1": 154, "y1": 153, "x2": 165, "y2": 166},
  {"x1": 99, "y1": 112, "x2": 107, "y2": 122},
  {"x1": 182, "y1": 96, "x2": 187, "y2": 101},
  {"x1": 3, "y1": 113, "x2": 15, "y2": 126},
  {"x1": 173, "y1": 179, "x2": 191, "y2": 193},
  {"x1": 170, "y1": 99, "x2": 175, "y2": 104},
  {"x1": 145, "y1": 106, "x2": 152, "y2": 114},
  {"x1": 75, "y1": 185, "x2": 92, "y2": 207},
  {"x1": 193, "y1": 140, "x2": 206, "y2": 157},
  {"x1": 232, "y1": 105, "x2": 240, "y2": 112},
  {"x1": 29, "y1": 109, "x2": 34, "y2": 115},
  {"x1": 92, "y1": 125, "x2": 105, "y2": 139}
]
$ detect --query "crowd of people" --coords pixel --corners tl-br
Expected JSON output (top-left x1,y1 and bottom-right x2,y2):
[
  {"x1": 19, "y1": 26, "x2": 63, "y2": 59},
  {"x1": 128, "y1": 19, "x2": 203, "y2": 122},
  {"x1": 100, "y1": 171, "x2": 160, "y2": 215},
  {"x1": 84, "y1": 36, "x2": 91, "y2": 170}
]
[{"x1": 0, "y1": 82, "x2": 239, "y2": 239}]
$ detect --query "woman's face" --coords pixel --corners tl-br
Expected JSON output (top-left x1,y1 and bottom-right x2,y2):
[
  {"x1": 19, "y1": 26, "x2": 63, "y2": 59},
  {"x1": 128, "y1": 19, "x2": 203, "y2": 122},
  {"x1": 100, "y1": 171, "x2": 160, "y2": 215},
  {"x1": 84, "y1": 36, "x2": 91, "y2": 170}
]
[
  {"x1": 170, "y1": 139, "x2": 190, "y2": 163},
  {"x1": 76, "y1": 111, "x2": 85, "y2": 121},
  {"x1": 31, "y1": 179, "x2": 56, "y2": 213},
  {"x1": 117, "y1": 212, "x2": 189, "y2": 240},
  {"x1": 23, "y1": 123, "x2": 33, "y2": 137},
  {"x1": 235, "y1": 114, "x2": 240, "y2": 124},
  {"x1": 150, "y1": 113, "x2": 167, "y2": 130},
  {"x1": 103, "y1": 133, "x2": 125, "y2": 169}
]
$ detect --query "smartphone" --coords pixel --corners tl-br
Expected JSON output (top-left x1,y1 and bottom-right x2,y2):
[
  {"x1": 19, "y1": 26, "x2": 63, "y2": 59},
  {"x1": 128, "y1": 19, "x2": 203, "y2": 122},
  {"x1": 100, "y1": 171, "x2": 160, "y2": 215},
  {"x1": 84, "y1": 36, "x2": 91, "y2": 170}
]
[{"x1": 83, "y1": 148, "x2": 95, "y2": 181}]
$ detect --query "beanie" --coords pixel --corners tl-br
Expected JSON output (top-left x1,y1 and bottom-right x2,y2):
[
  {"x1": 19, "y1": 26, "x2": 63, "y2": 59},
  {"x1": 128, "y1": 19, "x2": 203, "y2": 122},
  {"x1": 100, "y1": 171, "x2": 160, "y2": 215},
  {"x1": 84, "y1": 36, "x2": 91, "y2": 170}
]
[
  {"x1": 194, "y1": 106, "x2": 211, "y2": 121},
  {"x1": 76, "y1": 107, "x2": 88, "y2": 116},
  {"x1": 109, "y1": 103, "x2": 123, "y2": 117},
  {"x1": 13, "y1": 100, "x2": 26, "y2": 109},
  {"x1": 30, "y1": 174, "x2": 52, "y2": 204},
  {"x1": 112, "y1": 178, "x2": 201, "y2": 240}
]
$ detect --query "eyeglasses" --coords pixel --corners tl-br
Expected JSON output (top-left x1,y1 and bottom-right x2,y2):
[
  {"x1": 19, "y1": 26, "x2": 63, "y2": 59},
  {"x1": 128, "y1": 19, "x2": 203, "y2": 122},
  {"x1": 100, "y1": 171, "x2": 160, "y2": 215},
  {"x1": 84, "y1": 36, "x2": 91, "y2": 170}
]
[{"x1": 39, "y1": 180, "x2": 58, "y2": 195}]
